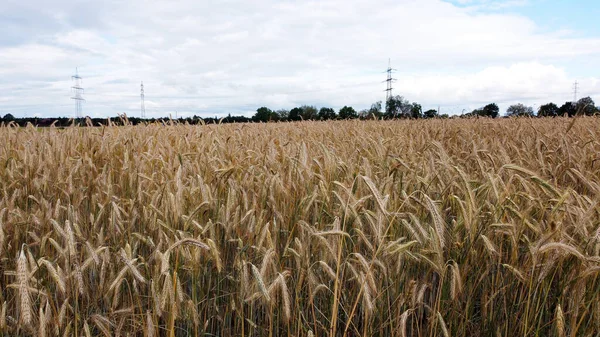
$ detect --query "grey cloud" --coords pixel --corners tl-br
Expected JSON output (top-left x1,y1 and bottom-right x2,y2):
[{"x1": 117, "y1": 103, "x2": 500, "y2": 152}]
[{"x1": 0, "y1": 0, "x2": 116, "y2": 46}]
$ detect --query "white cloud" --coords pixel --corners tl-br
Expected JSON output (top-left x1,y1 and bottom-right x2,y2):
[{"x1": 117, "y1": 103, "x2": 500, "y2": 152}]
[
  {"x1": 398, "y1": 62, "x2": 589, "y2": 113},
  {"x1": 0, "y1": 0, "x2": 599, "y2": 118}
]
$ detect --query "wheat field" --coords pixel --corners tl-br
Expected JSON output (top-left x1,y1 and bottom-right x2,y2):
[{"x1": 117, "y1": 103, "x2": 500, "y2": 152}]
[{"x1": 0, "y1": 118, "x2": 599, "y2": 336}]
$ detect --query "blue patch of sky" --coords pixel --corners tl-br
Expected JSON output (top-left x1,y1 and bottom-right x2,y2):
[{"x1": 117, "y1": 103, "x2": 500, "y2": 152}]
[
  {"x1": 517, "y1": 0, "x2": 600, "y2": 37},
  {"x1": 443, "y1": 0, "x2": 600, "y2": 37},
  {"x1": 510, "y1": 1, "x2": 600, "y2": 80}
]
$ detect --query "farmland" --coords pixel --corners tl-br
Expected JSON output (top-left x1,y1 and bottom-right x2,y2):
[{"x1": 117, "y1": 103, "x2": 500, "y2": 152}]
[{"x1": 0, "y1": 118, "x2": 599, "y2": 336}]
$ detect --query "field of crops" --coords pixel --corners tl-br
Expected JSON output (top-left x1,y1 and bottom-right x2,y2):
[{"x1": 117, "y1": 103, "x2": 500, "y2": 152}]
[{"x1": 0, "y1": 118, "x2": 599, "y2": 336}]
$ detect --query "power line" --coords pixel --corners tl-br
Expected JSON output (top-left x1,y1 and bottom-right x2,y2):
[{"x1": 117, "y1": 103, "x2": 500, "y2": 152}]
[
  {"x1": 572, "y1": 81, "x2": 579, "y2": 102},
  {"x1": 71, "y1": 68, "x2": 85, "y2": 118}
]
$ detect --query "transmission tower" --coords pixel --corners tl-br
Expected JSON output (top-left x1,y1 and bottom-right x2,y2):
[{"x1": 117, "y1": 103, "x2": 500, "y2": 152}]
[
  {"x1": 572, "y1": 81, "x2": 579, "y2": 102},
  {"x1": 385, "y1": 58, "x2": 397, "y2": 102},
  {"x1": 71, "y1": 68, "x2": 85, "y2": 118},
  {"x1": 141, "y1": 81, "x2": 146, "y2": 118}
]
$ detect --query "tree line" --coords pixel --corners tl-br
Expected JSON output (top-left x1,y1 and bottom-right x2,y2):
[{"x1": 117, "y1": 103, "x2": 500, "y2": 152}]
[
  {"x1": 249, "y1": 95, "x2": 599, "y2": 122},
  {"x1": 249, "y1": 96, "x2": 449, "y2": 122},
  {"x1": 1, "y1": 95, "x2": 598, "y2": 126}
]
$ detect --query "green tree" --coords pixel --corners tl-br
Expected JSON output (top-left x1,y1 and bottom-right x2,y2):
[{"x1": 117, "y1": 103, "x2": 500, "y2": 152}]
[
  {"x1": 385, "y1": 95, "x2": 411, "y2": 118},
  {"x1": 3, "y1": 113, "x2": 14, "y2": 121},
  {"x1": 409, "y1": 103, "x2": 422, "y2": 119},
  {"x1": 482, "y1": 103, "x2": 499, "y2": 118},
  {"x1": 423, "y1": 109, "x2": 438, "y2": 119},
  {"x1": 300, "y1": 105, "x2": 318, "y2": 120},
  {"x1": 537, "y1": 103, "x2": 559, "y2": 117},
  {"x1": 576, "y1": 97, "x2": 597, "y2": 116},
  {"x1": 276, "y1": 109, "x2": 289, "y2": 120},
  {"x1": 318, "y1": 107, "x2": 337, "y2": 120},
  {"x1": 289, "y1": 107, "x2": 303, "y2": 121},
  {"x1": 507, "y1": 103, "x2": 534, "y2": 117},
  {"x1": 252, "y1": 107, "x2": 277, "y2": 122},
  {"x1": 559, "y1": 102, "x2": 576, "y2": 117},
  {"x1": 338, "y1": 106, "x2": 357, "y2": 119}
]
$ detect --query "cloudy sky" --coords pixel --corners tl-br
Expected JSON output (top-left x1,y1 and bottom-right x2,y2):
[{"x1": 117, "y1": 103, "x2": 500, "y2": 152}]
[{"x1": 1, "y1": 0, "x2": 599, "y2": 118}]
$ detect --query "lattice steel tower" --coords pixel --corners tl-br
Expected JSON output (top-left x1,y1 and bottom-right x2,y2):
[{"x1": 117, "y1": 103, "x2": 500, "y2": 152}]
[
  {"x1": 385, "y1": 59, "x2": 396, "y2": 102},
  {"x1": 141, "y1": 82, "x2": 146, "y2": 118},
  {"x1": 71, "y1": 68, "x2": 85, "y2": 118}
]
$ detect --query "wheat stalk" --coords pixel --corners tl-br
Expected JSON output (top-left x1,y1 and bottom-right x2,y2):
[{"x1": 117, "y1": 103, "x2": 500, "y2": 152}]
[
  {"x1": 556, "y1": 304, "x2": 565, "y2": 337},
  {"x1": 17, "y1": 248, "x2": 32, "y2": 327},
  {"x1": 250, "y1": 263, "x2": 271, "y2": 303}
]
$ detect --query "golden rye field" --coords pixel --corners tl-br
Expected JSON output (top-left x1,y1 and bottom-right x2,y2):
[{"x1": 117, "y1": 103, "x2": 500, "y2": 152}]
[{"x1": 0, "y1": 118, "x2": 599, "y2": 336}]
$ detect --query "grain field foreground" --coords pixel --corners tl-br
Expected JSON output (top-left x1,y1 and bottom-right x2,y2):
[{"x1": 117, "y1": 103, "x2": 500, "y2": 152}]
[{"x1": 1, "y1": 118, "x2": 599, "y2": 336}]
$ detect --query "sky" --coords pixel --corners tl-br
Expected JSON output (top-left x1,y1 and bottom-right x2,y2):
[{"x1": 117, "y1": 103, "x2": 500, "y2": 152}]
[{"x1": 1, "y1": 0, "x2": 599, "y2": 118}]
